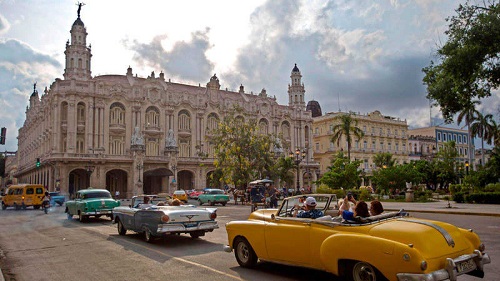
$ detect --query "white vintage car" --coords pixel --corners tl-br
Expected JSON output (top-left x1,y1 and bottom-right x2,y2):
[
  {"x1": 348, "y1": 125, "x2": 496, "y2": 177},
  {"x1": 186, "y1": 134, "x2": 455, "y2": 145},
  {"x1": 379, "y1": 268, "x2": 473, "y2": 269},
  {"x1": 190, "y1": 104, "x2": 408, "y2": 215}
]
[{"x1": 112, "y1": 195, "x2": 219, "y2": 242}]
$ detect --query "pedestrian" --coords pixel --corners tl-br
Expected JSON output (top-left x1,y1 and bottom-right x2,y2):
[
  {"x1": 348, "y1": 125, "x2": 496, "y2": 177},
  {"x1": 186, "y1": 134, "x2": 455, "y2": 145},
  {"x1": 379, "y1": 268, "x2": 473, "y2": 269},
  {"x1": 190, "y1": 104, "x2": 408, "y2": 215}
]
[{"x1": 115, "y1": 190, "x2": 120, "y2": 199}]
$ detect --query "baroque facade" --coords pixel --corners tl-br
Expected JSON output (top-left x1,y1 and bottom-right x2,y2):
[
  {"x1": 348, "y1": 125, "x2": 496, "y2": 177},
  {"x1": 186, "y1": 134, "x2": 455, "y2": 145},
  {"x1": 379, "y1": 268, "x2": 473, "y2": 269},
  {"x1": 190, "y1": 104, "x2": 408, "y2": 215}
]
[
  {"x1": 14, "y1": 10, "x2": 316, "y2": 198},
  {"x1": 312, "y1": 110, "x2": 409, "y2": 178}
]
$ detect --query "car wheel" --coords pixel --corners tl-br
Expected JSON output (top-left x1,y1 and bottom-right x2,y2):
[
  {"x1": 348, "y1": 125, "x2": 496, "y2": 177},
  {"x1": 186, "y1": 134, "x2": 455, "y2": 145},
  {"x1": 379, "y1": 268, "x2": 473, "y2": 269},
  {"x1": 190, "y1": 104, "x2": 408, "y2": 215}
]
[
  {"x1": 57, "y1": 201, "x2": 63, "y2": 207},
  {"x1": 78, "y1": 212, "x2": 86, "y2": 222},
  {"x1": 350, "y1": 261, "x2": 385, "y2": 281},
  {"x1": 14, "y1": 203, "x2": 20, "y2": 210},
  {"x1": 234, "y1": 237, "x2": 258, "y2": 268},
  {"x1": 34, "y1": 205, "x2": 40, "y2": 210},
  {"x1": 198, "y1": 199, "x2": 203, "y2": 206},
  {"x1": 222, "y1": 202, "x2": 227, "y2": 206},
  {"x1": 1, "y1": 202, "x2": 7, "y2": 210},
  {"x1": 117, "y1": 219, "x2": 127, "y2": 235},
  {"x1": 189, "y1": 232, "x2": 201, "y2": 239},
  {"x1": 143, "y1": 227, "x2": 153, "y2": 243},
  {"x1": 209, "y1": 200, "x2": 215, "y2": 206}
]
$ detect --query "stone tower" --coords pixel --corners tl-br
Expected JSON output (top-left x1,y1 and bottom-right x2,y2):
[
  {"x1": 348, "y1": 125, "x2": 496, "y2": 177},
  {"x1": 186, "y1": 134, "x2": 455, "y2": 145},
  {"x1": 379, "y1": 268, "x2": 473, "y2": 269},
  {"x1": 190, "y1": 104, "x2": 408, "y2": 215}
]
[
  {"x1": 288, "y1": 64, "x2": 306, "y2": 109},
  {"x1": 63, "y1": 5, "x2": 92, "y2": 80}
]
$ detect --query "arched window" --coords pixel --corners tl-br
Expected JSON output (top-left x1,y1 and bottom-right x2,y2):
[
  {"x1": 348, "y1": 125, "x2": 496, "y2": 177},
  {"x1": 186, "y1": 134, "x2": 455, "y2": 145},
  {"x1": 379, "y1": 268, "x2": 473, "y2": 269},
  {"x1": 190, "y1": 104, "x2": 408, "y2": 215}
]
[
  {"x1": 178, "y1": 110, "x2": 191, "y2": 132},
  {"x1": 109, "y1": 103, "x2": 125, "y2": 125},
  {"x1": 109, "y1": 136, "x2": 124, "y2": 155},
  {"x1": 77, "y1": 102, "x2": 85, "y2": 123},
  {"x1": 61, "y1": 102, "x2": 68, "y2": 122},
  {"x1": 207, "y1": 113, "x2": 219, "y2": 132},
  {"x1": 259, "y1": 119, "x2": 268, "y2": 135},
  {"x1": 146, "y1": 106, "x2": 160, "y2": 127},
  {"x1": 146, "y1": 137, "x2": 159, "y2": 156},
  {"x1": 281, "y1": 122, "x2": 291, "y2": 140},
  {"x1": 76, "y1": 135, "x2": 85, "y2": 154}
]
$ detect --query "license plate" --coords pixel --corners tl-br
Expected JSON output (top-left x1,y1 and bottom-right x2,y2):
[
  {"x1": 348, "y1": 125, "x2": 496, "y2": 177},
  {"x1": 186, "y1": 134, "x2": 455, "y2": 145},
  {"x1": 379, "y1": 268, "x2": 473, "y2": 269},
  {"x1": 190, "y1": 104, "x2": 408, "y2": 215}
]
[
  {"x1": 185, "y1": 223, "x2": 198, "y2": 228},
  {"x1": 457, "y1": 258, "x2": 476, "y2": 273}
]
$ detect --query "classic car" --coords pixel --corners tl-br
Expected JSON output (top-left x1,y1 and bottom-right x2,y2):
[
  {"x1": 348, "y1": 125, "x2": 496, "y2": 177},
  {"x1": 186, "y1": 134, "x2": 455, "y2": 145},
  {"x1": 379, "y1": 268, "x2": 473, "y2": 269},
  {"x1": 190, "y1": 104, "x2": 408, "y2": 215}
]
[
  {"x1": 49, "y1": 191, "x2": 65, "y2": 206},
  {"x1": 198, "y1": 188, "x2": 230, "y2": 206},
  {"x1": 224, "y1": 194, "x2": 490, "y2": 281},
  {"x1": 112, "y1": 195, "x2": 219, "y2": 242},
  {"x1": 188, "y1": 190, "x2": 203, "y2": 199},
  {"x1": 65, "y1": 188, "x2": 120, "y2": 222},
  {"x1": 173, "y1": 190, "x2": 188, "y2": 203}
]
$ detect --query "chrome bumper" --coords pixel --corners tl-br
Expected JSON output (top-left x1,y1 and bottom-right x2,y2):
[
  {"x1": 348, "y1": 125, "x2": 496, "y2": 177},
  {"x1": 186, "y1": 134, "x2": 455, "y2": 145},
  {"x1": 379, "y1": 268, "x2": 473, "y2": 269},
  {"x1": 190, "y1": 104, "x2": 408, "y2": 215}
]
[
  {"x1": 397, "y1": 250, "x2": 490, "y2": 281},
  {"x1": 157, "y1": 221, "x2": 219, "y2": 233},
  {"x1": 83, "y1": 209, "x2": 113, "y2": 215},
  {"x1": 223, "y1": 245, "x2": 232, "y2": 253}
]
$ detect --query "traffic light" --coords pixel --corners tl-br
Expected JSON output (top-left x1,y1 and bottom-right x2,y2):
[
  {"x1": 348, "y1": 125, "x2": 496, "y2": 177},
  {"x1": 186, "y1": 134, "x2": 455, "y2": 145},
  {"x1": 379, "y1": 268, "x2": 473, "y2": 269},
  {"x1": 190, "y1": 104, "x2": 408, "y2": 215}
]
[
  {"x1": 36, "y1": 158, "x2": 41, "y2": 168},
  {"x1": 0, "y1": 127, "x2": 6, "y2": 145}
]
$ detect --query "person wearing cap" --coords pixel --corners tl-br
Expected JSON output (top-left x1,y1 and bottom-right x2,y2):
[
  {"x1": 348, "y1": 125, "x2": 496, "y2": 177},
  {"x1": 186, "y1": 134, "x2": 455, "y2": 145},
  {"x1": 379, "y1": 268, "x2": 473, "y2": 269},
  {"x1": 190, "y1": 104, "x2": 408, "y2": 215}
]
[{"x1": 293, "y1": 197, "x2": 324, "y2": 219}]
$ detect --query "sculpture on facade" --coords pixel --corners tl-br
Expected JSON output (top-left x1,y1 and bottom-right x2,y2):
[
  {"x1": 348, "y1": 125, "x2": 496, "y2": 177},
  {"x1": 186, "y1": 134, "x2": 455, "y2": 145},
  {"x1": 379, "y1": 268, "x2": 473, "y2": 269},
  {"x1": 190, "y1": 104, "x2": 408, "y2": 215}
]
[
  {"x1": 77, "y1": 2, "x2": 85, "y2": 18},
  {"x1": 165, "y1": 129, "x2": 177, "y2": 147},
  {"x1": 131, "y1": 127, "x2": 144, "y2": 146}
]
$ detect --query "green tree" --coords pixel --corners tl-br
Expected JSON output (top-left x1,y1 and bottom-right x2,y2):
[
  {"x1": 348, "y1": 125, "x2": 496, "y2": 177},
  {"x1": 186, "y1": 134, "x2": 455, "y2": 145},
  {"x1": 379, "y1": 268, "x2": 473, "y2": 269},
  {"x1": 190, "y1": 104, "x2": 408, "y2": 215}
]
[
  {"x1": 330, "y1": 113, "x2": 364, "y2": 162},
  {"x1": 471, "y1": 112, "x2": 497, "y2": 165},
  {"x1": 457, "y1": 100, "x2": 480, "y2": 165},
  {"x1": 211, "y1": 107, "x2": 278, "y2": 189},
  {"x1": 435, "y1": 141, "x2": 460, "y2": 189},
  {"x1": 317, "y1": 152, "x2": 362, "y2": 190},
  {"x1": 372, "y1": 152, "x2": 396, "y2": 168},
  {"x1": 422, "y1": 1, "x2": 500, "y2": 122}
]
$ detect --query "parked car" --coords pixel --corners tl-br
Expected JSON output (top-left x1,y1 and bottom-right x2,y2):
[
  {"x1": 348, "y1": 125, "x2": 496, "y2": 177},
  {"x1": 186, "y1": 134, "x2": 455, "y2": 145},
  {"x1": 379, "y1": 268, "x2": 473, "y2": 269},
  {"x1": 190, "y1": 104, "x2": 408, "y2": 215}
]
[
  {"x1": 188, "y1": 190, "x2": 203, "y2": 199},
  {"x1": 49, "y1": 192, "x2": 65, "y2": 206},
  {"x1": 112, "y1": 195, "x2": 219, "y2": 242},
  {"x1": 65, "y1": 188, "x2": 120, "y2": 222},
  {"x1": 198, "y1": 189, "x2": 230, "y2": 206},
  {"x1": 173, "y1": 190, "x2": 188, "y2": 203},
  {"x1": 224, "y1": 194, "x2": 490, "y2": 281}
]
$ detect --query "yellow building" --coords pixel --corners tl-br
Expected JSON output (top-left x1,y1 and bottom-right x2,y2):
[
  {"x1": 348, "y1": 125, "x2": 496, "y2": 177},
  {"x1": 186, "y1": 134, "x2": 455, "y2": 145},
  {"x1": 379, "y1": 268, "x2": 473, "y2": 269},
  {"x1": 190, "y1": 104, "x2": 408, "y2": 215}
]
[
  {"x1": 312, "y1": 110, "x2": 409, "y2": 178},
  {"x1": 13, "y1": 8, "x2": 315, "y2": 198}
]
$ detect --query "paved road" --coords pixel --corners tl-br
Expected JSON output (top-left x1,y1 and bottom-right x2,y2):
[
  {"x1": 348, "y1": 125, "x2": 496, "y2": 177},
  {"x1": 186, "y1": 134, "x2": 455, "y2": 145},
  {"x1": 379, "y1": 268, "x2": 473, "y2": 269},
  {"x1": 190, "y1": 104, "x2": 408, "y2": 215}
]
[{"x1": 0, "y1": 200, "x2": 498, "y2": 281}]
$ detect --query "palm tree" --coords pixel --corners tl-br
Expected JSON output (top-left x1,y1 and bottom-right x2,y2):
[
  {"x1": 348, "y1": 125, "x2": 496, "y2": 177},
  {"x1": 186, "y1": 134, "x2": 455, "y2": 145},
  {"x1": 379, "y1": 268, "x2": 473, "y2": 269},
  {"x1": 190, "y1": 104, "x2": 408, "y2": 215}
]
[
  {"x1": 457, "y1": 100, "x2": 480, "y2": 165},
  {"x1": 330, "y1": 113, "x2": 364, "y2": 162},
  {"x1": 471, "y1": 112, "x2": 497, "y2": 166}
]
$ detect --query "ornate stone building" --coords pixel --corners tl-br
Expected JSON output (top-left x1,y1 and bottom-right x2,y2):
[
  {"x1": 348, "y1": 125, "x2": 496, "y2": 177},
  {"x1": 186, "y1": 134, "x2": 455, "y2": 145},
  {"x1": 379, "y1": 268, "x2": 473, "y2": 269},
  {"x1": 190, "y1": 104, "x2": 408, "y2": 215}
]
[
  {"x1": 312, "y1": 110, "x2": 409, "y2": 179},
  {"x1": 14, "y1": 10, "x2": 316, "y2": 198}
]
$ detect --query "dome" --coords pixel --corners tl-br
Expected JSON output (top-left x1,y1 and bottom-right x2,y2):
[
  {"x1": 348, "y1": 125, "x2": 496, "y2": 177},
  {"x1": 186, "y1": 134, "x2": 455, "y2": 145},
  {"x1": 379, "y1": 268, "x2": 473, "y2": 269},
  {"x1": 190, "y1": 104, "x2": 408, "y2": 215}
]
[
  {"x1": 306, "y1": 100, "x2": 322, "y2": 117},
  {"x1": 292, "y1": 63, "x2": 300, "y2": 73},
  {"x1": 72, "y1": 18, "x2": 85, "y2": 27}
]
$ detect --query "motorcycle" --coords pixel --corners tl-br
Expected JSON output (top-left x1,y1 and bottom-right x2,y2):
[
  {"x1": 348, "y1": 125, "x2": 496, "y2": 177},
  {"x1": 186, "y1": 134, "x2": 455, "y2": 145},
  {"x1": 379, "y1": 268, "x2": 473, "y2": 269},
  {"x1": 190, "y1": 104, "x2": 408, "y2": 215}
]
[{"x1": 42, "y1": 201, "x2": 50, "y2": 214}]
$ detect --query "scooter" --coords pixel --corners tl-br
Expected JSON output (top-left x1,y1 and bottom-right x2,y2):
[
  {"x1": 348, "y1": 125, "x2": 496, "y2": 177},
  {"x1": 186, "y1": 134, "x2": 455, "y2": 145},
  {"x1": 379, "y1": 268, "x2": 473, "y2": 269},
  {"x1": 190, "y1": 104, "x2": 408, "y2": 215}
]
[{"x1": 43, "y1": 201, "x2": 50, "y2": 214}]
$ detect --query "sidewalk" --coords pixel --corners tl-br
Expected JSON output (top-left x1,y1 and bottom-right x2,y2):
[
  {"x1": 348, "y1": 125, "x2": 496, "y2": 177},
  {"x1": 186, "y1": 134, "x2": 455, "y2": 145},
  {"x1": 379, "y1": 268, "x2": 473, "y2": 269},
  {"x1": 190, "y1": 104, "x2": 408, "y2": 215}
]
[{"x1": 381, "y1": 200, "x2": 500, "y2": 217}]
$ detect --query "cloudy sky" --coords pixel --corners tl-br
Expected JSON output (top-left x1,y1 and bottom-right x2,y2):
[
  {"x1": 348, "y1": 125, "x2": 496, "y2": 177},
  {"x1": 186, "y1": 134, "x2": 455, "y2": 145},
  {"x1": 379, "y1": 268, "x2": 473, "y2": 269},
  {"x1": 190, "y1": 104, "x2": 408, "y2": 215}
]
[{"x1": 1, "y1": 0, "x2": 499, "y2": 152}]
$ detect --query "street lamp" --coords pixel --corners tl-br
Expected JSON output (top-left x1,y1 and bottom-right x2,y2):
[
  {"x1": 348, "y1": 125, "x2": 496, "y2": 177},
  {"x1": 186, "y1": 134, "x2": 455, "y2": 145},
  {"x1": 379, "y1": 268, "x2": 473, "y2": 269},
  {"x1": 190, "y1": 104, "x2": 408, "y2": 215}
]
[
  {"x1": 85, "y1": 163, "x2": 95, "y2": 188},
  {"x1": 465, "y1": 161, "x2": 469, "y2": 176},
  {"x1": 289, "y1": 148, "x2": 306, "y2": 194},
  {"x1": 136, "y1": 163, "x2": 143, "y2": 183},
  {"x1": 171, "y1": 165, "x2": 178, "y2": 190}
]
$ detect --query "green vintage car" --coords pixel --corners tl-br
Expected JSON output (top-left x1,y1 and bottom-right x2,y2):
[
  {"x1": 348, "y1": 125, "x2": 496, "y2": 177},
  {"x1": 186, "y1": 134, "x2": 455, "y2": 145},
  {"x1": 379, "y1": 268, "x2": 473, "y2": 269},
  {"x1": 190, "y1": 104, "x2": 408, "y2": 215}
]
[
  {"x1": 65, "y1": 188, "x2": 120, "y2": 222},
  {"x1": 198, "y1": 189, "x2": 230, "y2": 206}
]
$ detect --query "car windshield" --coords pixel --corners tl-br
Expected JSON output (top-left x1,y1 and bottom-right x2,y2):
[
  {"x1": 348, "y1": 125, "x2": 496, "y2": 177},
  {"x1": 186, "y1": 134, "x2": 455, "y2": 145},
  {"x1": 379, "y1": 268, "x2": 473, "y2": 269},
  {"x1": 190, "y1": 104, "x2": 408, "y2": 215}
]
[
  {"x1": 277, "y1": 195, "x2": 334, "y2": 218},
  {"x1": 82, "y1": 191, "x2": 112, "y2": 199},
  {"x1": 209, "y1": 190, "x2": 224, "y2": 194}
]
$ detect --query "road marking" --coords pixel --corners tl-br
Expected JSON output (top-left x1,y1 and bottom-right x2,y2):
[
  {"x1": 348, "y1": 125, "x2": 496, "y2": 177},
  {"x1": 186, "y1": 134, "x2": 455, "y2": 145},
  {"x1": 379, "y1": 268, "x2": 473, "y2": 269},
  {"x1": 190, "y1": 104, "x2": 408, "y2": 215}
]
[{"x1": 118, "y1": 238, "x2": 243, "y2": 280}]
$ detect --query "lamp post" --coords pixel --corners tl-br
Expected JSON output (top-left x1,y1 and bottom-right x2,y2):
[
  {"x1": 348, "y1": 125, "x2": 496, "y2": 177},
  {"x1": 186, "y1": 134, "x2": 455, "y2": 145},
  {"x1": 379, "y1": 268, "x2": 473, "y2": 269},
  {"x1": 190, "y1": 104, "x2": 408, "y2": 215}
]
[
  {"x1": 85, "y1": 163, "x2": 95, "y2": 188},
  {"x1": 136, "y1": 163, "x2": 143, "y2": 183},
  {"x1": 171, "y1": 165, "x2": 178, "y2": 190},
  {"x1": 465, "y1": 161, "x2": 469, "y2": 176},
  {"x1": 290, "y1": 148, "x2": 306, "y2": 195}
]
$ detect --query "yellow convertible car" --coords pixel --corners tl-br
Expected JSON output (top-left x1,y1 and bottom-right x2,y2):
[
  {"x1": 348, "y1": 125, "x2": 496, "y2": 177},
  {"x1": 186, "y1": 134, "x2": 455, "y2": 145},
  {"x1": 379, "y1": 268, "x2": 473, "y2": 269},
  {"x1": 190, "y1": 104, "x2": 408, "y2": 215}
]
[{"x1": 224, "y1": 194, "x2": 490, "y2": 281}]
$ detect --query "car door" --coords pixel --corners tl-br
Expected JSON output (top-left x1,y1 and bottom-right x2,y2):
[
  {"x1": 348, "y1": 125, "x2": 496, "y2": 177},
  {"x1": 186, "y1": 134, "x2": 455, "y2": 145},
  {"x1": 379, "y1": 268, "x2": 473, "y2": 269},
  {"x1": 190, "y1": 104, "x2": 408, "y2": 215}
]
[{"x1": 264, "y1": 216, "x2": 312, "y2": 266}]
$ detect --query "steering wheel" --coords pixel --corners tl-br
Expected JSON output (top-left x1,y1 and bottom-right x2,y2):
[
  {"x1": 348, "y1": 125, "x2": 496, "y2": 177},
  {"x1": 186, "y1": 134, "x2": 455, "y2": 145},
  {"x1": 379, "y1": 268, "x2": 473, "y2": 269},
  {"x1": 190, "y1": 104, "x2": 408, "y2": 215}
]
[{"x1": 287, "y1": 205, "x2": 296, "y2": 217}]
